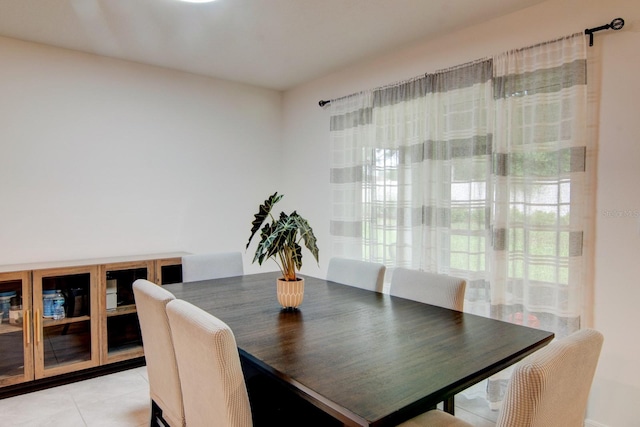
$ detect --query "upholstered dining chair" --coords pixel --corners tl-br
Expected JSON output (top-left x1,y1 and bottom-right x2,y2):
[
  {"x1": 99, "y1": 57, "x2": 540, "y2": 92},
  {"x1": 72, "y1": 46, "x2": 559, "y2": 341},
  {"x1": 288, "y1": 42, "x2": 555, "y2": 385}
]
[
  {"x1": 326, "y1": 257, "x2": 386, "y2": 293},
  {"x1": 166, "y1": 298, "x2": 253, "y2": 427},
  {"x1": 181, "y1": 251, "x2": 244, "y2": 283},
  {"x1": 390, "y1": 268, "x2": 467, "y2": 311},
  {"x1": 132, "y1": 279, "x2": 185, "y2": 427},
  {"x1": 397, "y1": 328, "x2": 604, "y2": 427},
  {"x1": 390, "y1": 268, "x2": 467, "y2": 413}
]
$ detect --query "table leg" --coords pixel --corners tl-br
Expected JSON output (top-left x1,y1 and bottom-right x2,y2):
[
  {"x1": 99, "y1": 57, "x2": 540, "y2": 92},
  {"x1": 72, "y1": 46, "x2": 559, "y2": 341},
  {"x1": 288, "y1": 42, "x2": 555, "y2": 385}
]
[{"x1": 443, "y1": 396, "x2": 455, "y2": 415}]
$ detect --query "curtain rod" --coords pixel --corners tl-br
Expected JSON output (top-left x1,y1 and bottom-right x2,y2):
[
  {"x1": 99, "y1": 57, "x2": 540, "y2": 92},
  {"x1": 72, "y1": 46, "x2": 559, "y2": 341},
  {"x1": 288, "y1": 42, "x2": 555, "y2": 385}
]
[
  {"x1": 318, "y1": 17, "x2": 625, "y2": 108},
  {"x1": 585, "y1": 17, "x2": 624, "y2": 47}
]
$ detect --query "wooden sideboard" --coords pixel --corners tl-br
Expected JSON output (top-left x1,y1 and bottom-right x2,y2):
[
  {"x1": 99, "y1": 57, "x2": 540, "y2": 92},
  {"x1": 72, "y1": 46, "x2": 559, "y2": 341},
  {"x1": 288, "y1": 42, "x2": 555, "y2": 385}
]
[{"x1": 0, "y1": 252, "x2": 186, "y2": 395}]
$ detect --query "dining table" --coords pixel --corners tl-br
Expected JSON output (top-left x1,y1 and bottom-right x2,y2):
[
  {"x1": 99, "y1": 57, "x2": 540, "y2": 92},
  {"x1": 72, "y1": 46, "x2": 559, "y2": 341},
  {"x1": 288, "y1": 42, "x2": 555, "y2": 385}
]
[{"x1": 163, "y1": 271, "x2": 554, "y2": 426}]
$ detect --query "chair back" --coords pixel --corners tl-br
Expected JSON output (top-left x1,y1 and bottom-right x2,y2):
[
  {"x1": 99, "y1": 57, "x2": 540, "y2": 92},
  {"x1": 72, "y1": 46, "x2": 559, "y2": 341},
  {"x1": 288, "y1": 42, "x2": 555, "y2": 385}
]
[
  {"x1": 166, "y1": 299, "x2": 253, "y2": 427},
  {"x1": 390, "y1": 268, "x2": 466, "y2": 311},
  {"x1": 182, "y1": 251, "x2": 244, "y2": 283},
  {"x1": 496, "y1": 328, "x2": 604, "y2": 427},
  {"x1": 132, "y1": 279, "x2": 184, "y2": 427},
  {"x1": 326, "y1": 257, "x2": 386, "y2": 292}
]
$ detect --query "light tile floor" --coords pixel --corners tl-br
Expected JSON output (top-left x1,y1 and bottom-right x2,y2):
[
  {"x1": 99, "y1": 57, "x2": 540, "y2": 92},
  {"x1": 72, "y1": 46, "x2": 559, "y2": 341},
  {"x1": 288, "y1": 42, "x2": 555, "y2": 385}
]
[
  {"x1": 0, "y1": 367, "x2": 150, "y2": 427},
  {"x1": 0, "y1": 367, "x2": 498, "y2": 426}
]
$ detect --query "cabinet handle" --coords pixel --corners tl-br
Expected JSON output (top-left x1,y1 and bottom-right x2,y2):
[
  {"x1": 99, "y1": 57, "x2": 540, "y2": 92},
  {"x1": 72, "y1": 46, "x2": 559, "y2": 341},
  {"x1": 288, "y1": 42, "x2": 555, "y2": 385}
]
[
  {"x1": 35, "y1": 310, "x2": 42, "y2": 344},
  {"x1": 25, "y1": 309, "x2": 31, "y2": 344}
]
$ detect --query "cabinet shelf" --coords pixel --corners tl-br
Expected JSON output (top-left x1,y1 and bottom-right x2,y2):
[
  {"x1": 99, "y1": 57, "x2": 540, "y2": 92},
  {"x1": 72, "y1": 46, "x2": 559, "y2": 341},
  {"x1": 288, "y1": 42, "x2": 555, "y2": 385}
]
[
  {"x1": 0, "y1": 323, "x2": 22, "y2": 335},
  {"x1": 106, "y1": 304, "x2": 137, "y2": 317},
  {"x1": 42, "y1": 315, "x2": 91, "y2": 328}
]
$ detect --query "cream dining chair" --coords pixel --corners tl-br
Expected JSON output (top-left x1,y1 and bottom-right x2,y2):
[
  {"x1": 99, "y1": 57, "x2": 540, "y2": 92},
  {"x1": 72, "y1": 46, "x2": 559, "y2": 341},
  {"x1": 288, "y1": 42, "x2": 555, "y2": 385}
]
[
  {"x1": 397, "y1": 328, "x2": 604, "y2": 427},
  {"x1": 326, "y1": 257, "x2": 386, "y2": 293},
  {"x1": 390, "y1": 268, "x2": 466, "y2": 311},
  {"x1": 166, "y1": 298, "x2": 253, "y2": 427},
  {"x1": 390, "y1": 268, "x2": 466, "y2": 413},
  {"x1": 132, "y1": 279, "x2": 185, "y2": 427},
  {"x1": 181, "y1": 251, "x2": 244, "y2": 283}
]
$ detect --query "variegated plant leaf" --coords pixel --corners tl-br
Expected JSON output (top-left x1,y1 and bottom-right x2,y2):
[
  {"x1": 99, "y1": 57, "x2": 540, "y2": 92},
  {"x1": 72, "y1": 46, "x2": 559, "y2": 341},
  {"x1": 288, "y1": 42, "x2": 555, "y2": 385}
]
[
  {"x1": 292, "y1": 213, "x2": 319, "y2": 264},
  {"x1": 246, "y1": 192, "x2": 283, "y2": 249}
]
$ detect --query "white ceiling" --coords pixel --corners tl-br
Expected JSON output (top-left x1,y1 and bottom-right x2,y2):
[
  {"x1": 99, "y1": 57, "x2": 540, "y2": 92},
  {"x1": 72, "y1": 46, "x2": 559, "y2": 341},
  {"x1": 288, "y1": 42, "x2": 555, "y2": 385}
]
[{"x1": 0, "y1": 0, "x2": 546, "y2": 91}]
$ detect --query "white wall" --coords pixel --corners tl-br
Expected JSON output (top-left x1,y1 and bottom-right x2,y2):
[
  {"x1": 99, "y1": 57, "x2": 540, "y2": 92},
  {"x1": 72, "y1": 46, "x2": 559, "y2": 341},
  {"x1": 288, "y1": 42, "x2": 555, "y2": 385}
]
[
  {"x1": 282, "y1": 0, "x2": 640, "y2": 426},
  {"x1": 0, "y1": 37, "x2": 282, "y2": 271},
  {"x1": 1, "y1": 1, "x2": 638, "y2": 424}
]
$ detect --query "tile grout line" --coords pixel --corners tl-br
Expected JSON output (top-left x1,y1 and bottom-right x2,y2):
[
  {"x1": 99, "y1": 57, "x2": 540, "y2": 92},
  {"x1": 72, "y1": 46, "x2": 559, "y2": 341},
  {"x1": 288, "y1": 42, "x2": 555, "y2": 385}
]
[{"x1": 71, "y1": 393, "x2": 90, "y2": 427}]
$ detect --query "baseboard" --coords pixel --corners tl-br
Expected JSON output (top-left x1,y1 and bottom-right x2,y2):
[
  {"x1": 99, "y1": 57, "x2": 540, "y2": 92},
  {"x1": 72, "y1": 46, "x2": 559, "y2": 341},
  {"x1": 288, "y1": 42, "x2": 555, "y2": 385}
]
[
  {"x1": 0, "y1": 357, "x2": 145, "y2": 400},
  {"x1": 585, "y1": 419, "x2": 609, "y2": 427}
]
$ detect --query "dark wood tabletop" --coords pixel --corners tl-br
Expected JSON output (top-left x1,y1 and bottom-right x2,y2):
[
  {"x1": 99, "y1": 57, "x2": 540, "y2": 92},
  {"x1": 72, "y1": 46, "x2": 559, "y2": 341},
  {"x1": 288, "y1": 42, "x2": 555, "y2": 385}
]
[{"x1": 164, "y1": 272, "x2": 554, "y2": 426}]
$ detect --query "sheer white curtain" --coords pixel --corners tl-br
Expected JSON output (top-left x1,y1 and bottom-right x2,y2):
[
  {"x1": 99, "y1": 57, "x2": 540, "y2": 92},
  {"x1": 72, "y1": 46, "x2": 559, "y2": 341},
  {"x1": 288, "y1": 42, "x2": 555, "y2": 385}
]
[
  {"x1": 484, "y1": 34, "x2": 589, "y2": 407},
  {"x1": 490, "y1": 34, "x2": 588, "y2": 335},
  {"x1": 329, "y1": 91, "x2": 374, "y2": 261},
  {"x1": 329, "y1": 33, "x2": 590, "y2": 407},
  {"x1": 330, "y1": 60, "x2": 494, "y2": 298}
]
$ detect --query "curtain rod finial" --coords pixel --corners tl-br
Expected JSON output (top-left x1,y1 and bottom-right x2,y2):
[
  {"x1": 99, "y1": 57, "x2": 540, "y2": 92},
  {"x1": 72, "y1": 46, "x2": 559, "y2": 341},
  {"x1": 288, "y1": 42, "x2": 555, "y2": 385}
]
[
  {"x1": 319, "y1": 100, "x2": 331, "y2": 107},
  {"x1": 611, "y1": 17, "x2": 624, "y2": 30}
]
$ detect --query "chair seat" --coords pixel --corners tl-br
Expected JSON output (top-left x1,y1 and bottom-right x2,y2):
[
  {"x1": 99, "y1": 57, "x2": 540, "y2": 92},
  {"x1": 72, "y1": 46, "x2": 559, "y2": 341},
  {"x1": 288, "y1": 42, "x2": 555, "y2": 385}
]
[{"x1": 397, "y1": 410, "x2": 472, "y2": 427}]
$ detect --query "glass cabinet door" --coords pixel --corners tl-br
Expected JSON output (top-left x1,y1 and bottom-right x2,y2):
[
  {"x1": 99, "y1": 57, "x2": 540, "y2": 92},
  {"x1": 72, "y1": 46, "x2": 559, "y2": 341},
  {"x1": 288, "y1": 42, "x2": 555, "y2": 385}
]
[
  {"x1": 100, "y1": 261, "x2": 152, "y2": 364},
  {"x1": 155, "y1": 257, "x2": 183, "y2": 285},
  {"x1": 0, "y1": 271, "x2": 33, "y2": 387},
  {"x1": 32, "y1": 266, "x2": 99, "y2": 379}
]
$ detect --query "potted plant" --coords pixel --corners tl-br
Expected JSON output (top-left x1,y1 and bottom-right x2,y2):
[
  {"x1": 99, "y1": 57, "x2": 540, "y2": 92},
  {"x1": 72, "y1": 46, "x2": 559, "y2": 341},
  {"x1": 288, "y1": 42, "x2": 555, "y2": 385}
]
[{"x1": 246, "y1": 192, "x2": 319, "y2": 309}]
